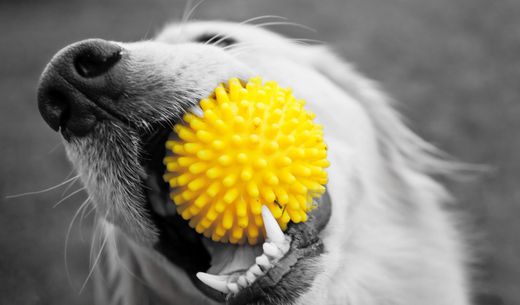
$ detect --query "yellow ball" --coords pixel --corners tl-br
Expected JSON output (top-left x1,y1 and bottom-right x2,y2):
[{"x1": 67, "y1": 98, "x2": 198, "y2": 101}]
[{"x1": 163, "y1": 77, "x2": 329, "y2": 245}]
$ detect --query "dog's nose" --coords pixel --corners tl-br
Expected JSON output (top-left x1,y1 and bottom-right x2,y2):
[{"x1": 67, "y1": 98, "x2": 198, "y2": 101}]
[{"x1": 37, "y1": 39, "x2": 122, "y2": 137}]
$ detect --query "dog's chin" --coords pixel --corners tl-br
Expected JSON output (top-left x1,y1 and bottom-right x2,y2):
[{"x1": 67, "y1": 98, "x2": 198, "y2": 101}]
[{"x1": 133, "y1": 118, "x2": 330, "y2": 305}]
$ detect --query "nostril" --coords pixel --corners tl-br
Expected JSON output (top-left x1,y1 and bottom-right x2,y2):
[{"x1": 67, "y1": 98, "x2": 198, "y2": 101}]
[
  {"x1": 38, "y1": 88, "x2": 70, "y2": 132},
  {"x1": 74, "y1": 47, "x2": 121, "y2": 78}
]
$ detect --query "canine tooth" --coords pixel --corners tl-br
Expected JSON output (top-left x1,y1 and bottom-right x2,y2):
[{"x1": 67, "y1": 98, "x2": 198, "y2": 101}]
[
  {"x1": 261, "y1": 206, "x2": 285, "y2": 244},
  {"x1": 263, "y1": 242, "x2": 282, "y2": 258},
  {"x1": 249, "y1": 264, "x2": 263, "y2": 276},
  {"x1": 255, "y1": 254, "x2": 272, "y2": 269},
  {"x1": 237, "y1": 276, "x2": 248, "y2": 288},
  {"x1": 227, "y1": 282, "x2": 239, "y2": 294},
  {"x1": 196, "y1": 272, "x2": 230, "y2": 294},
  {"x1": 246, "y1": 271, "x2": 256, "y2": 284}
]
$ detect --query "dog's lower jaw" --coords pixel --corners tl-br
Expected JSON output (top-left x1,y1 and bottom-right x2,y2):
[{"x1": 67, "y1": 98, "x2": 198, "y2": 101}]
[
  {"x1": 92, "y1": 217, "x2": 328, "y2": 305},
  {"x1": 93, "y1": 219, "x2": 221, "y2": 305},
  {"x1": 227, "y1": 234, "x2": 325, "y2": 305}
]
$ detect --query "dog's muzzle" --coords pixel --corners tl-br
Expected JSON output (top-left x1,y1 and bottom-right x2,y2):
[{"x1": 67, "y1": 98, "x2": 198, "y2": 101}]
[{"x1": 37, "y1": 39, "x2": 123, "y2": 139}]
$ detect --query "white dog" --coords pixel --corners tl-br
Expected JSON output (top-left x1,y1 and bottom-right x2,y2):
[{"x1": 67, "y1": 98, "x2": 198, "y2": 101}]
[{"x1": 37, "y1": 21, "x2": 471, "y2": 305}]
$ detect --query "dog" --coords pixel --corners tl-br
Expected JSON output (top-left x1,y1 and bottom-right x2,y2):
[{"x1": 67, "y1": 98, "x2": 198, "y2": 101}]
[{"x1": 37, "y1": 20, "x2": 471, "y2": 305}]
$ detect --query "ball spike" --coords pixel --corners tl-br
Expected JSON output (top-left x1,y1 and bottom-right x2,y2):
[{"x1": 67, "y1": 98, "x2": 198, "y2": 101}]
[{"x1": 163, "y1": 77, "x2": 328, "y2": 244}]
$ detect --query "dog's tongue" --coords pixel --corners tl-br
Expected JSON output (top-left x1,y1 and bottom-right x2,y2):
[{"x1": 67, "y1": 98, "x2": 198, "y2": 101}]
[{"x1": 202, "y1": 239, "x2": 262, "y2": 275}]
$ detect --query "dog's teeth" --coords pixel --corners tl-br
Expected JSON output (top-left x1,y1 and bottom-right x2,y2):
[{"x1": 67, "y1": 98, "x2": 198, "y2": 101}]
[
  {"x1": 246, "y1": 270, "x2": 256, "y2": 284},
  {"x1": 227, "y1": 282, "x2": 239, "y2": 294},
  {"x1": 196, "y1": 272, "x2": 230, "y2": 294},
  {"x1": 255, "y1": 254, "x2": 272, "y2": 269},
  {"x1": 263, "y1": 242, "x2": 282, "y2": 258},
  {"x1": 261, "y1": 206, "x2": 286, "y2": 244},
  {"x1": 249, "y1": 264, "x2": 263, "y2": 276},
  {"x1": 237, "y1": 275, "x2": 248, "y2": 288}
]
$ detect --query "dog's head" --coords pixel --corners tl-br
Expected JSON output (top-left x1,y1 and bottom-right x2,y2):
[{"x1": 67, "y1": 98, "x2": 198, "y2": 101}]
[{"x1": 37, "y1": 21, "x2": 453, "y2": 305}]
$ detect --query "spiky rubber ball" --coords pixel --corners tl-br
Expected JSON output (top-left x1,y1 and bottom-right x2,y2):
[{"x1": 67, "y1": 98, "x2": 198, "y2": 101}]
[{"x1": 163, "y1": 77, "x2": 328, "y2": 245}]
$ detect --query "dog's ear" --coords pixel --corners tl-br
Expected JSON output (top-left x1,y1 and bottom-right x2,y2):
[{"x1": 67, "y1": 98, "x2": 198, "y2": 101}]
[{"x1": 305, "y1": 46, "x2": 457, "y2": 178}]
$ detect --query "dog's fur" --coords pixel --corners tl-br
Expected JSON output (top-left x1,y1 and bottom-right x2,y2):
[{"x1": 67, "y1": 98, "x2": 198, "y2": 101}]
[{"x1": 57, "y1": 21, "x2": 471, "y2": 304}]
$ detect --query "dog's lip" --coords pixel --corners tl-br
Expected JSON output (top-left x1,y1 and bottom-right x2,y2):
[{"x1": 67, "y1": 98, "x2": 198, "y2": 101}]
[
  {"x1": 194, "y1": 234, "x2": 311, "y2": 304},
  {"x1": 224, "y1": 192, "x2": 331, "y2": 304},
  {"x1": 193, "y1": 196, "x2": 330, "y2": 304},
  {"x1": 227, "y1": 238, "x2": 324, "y2": 305}
]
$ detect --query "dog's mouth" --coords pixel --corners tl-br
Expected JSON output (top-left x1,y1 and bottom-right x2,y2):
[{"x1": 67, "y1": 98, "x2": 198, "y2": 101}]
[
  {"x1": 38, "y1": 37, "x2": 333, "y2": 304},
  {"x1": 137, "y1": 110, "x2": 330, "y2": 304}
]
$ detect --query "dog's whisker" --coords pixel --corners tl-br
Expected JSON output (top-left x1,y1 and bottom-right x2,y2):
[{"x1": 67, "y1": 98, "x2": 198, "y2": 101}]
[
  {"x1": 221, "y1": 40, "x2": 275, "y2": 52},
  {"x1": 240, "y1": 15, "x2": 288, "y2": 25},
  {"x1": 64, "y1": 196, "x2": 92, "y2": 291},
  {"x1": 203, "y1": 15, "x2": 288, "y2": 46},
  {"x1": 180, "y1": 0, "x2": 194, "y2": 26},
  {"x1": 5, "y1": 175, "x2": 80, "y2": 199},
  {"x1": 47, "y1": 140, "x2": 64, "y2": 154},
  {"x1": 54, "y1": 168, "x2": 80, "y2": 198},
  {"x1": 182, "y1": 0, "x2": 205, "y2": 26},
  {"x1": 290, "y1": 38, "x2": 325, "y2": 45},
  {"x1": 223, "y1": 38, "x2": 321, "y2": 52},
  {"x1": 78, "y1": 200, "x2": 96, "y2": 242},
  {"x1": 88, "y1": 209, "x2": 112, "y2": 276},
  {"x1": 60, "y1": 170, "x2": 81, "y2": 198},
  {"x1": 252, "y1": 21, "x2": 317, "y2": 33},
  {"x1": 212, "y1": 16, "x2": 311, "y2": 49},
  {"x1": 52, "y1": 187, "x2": 86, "y2": 208},
  {"x1": 141, "y1": 22, "x2": 155, "y2": 41},
  {"x1": 109, "y1": 232, "x2": 150, "y2": 288},
  {"x1": 89, "y1": 217, "x2": 106, "y2": 273},
  {"x1": 80, "y1": 228, "x2": 109, "y2": 294}
]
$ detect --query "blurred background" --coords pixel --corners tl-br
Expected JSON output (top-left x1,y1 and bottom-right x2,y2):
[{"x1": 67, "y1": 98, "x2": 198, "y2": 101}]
[{"x1": 0, "y1": 0, "x2": 518, "y2": 304}]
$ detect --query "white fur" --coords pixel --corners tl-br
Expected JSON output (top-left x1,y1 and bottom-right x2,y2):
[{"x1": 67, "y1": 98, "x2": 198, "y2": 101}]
[{"x1": 67, "y1": 21, "x2": 471, "y2": 305}]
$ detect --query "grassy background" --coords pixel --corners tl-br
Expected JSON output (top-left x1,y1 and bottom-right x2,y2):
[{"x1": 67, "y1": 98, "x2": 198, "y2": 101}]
[{"x1": 0, "y1": 0, "x2": 517, "y2": 304}]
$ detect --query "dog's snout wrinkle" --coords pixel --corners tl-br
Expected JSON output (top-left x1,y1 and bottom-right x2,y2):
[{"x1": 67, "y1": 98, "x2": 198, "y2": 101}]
[{"x1": 37, "y1": 39, "x2": 123, "y2": 138}]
